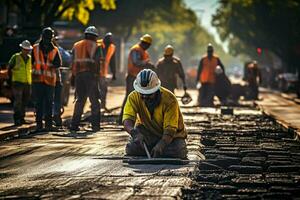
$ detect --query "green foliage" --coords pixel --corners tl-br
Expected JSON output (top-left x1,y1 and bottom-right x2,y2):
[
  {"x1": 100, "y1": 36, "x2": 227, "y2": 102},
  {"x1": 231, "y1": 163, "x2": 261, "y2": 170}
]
[{"x1": 212, "y1": 0, "x2": 300, "y2": 71}]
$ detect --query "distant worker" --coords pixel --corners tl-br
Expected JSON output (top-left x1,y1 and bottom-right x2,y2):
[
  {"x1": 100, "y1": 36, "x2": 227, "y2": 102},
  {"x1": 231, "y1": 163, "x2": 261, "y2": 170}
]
[
  {"x1": 70, "y1": 26, "x2": 102, "y2": 132},
  {"x1": 52, "y1": 36, "x2": 72, "y2": 126},
  {"x1": 8, "y1": 40, "x2": 32, "y2": 126},
  {"x1": 156, "y1": 45, "x2": 187, "y2": 93},
  {"x1": 32, "y1": 27, "x2": 61, "y2": 131},
  {"x1": 196, "y1": 43, "x2": 225, "y2": 106},
  {"x1": 244, "y1": 60, "x2": 261, "y2": 100},
  {"x1": 123, "y1": 69, "x2": 188, "y2": 159},
  {"x1": 119, "y1": 34, "x2": 155, "y2": 124},
  {"x1": 97, "y1": 32, "x2": 117, "y2": 111},
  {"x1": 214, "y1": 65, "x2": 231, "y2": 105}
]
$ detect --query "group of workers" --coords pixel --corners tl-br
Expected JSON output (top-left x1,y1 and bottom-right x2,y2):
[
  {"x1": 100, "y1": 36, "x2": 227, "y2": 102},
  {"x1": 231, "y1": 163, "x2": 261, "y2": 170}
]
[{"x1": 7, "y1": 25, "x2": 261, "y2": 159}]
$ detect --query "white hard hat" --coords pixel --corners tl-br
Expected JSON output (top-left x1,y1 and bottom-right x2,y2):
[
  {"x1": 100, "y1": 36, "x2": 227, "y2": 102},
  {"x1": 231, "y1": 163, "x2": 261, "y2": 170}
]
[
  {"x1": 215, "y1": 65, "x2": 223, "y2": 75},
  {"x1": 133, "y1": 69, "x2": 161, "y2": 94},
  {"x1": 84, "y1": 26, "x2": 98, "y2": 37},
  {"x1": 19, "y1": 40, "x2": 33, "y2": 50}
]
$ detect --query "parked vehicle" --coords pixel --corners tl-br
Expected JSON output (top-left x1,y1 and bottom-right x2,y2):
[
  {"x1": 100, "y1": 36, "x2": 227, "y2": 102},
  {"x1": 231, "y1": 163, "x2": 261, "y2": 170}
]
[{"x1": 276, "y1": 73, "x2": 299, "y2": 93}]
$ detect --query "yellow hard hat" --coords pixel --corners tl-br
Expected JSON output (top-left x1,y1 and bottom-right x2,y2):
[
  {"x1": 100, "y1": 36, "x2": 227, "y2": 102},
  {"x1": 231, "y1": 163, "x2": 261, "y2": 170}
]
[
  {"x1": 164, "y1": 44, "x2": 174, "y2": 56},
  {"x1": 140, "y1": 34, "x2": 152, "y2": 44}
]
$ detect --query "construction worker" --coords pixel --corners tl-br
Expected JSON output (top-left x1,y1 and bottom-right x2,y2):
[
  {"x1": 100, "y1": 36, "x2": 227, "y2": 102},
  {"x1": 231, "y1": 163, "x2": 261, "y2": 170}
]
[
  {"x1": 8, "y1": 40, "x2": 32, "y2": 126},
  {"x1": 156, "y1": 44, "x2": 187, "y2": 93},
  {"x1": 244, "y1": 60, "x2": 261, "y2": 100},
  {"x1": 97, "y1": 32, "x2": 116, "y2": 111},
  {"x1": 32, "y1": 27, "x2": 62, "y2": 131},
  {"x1": 123, "y1": 69, "x2": 188, "y2": 159},
  {"x1": 119, "y1": 34, "x2": 155, "y2": 124},
  {"x1": 214, "y1": 65, "x2": 231, "y2": 105},
  {"x1": 70, "y1": 26, "x2": 102, "y2": 132},
  {"x1": 196, "y1": 43, "x2": 225, "y2": 107}
]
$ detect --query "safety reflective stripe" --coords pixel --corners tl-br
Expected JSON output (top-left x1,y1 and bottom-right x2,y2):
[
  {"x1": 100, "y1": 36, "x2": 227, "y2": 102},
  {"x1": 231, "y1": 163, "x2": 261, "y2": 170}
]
[{"x1": 32, "y1": 69, "x2": 56, "y2": 77}]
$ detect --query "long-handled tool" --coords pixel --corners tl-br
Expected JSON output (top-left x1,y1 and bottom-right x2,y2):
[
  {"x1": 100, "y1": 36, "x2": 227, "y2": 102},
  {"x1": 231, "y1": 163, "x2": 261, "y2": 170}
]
[{"x1": 123, "y1": 142, "x2": 200, "y2": 165}]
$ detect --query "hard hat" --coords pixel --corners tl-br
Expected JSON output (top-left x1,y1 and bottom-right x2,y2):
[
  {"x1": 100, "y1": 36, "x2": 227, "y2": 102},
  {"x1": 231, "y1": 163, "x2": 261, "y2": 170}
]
[
  {"x1": 164, "y1": 45, "x2": 174, "y2": 56},
  {"x1": 207, "y1": 43, "x2": 214, "y2": 51},
  {"x1": 19, "y1": 40, "x2": 33, "y2": 50},
  {"x1": 42, "y1": 27, "x2": 54, "y2": 40},
  {"x1": 215, "y1": 65, "x2": 223, "y2": 75},
  {"x1": 140, "y1": 34, "x2": 152, "y2": 44},
  {"x1": 181, "y1": 92, "x2": 192, "y2": 105},
  {"x1": 84, "y1": 26, "x2": 99, "y2": 37},
  {"x1": 133, "y1": 69, "x2": 161, "y2": 94}
]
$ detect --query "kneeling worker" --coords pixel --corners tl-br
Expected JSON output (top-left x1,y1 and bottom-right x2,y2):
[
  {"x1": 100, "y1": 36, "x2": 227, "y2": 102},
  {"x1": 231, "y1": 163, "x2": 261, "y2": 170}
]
[{"x1": 122, "y1": 69, "x2": 188, "y2": 159}]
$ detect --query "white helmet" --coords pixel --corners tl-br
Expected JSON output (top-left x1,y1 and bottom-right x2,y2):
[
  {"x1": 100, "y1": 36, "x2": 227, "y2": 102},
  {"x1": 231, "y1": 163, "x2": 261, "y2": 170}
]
[
  {"x1": 133, "y1": 69, "x2": 161, "y2": 94},
  {"x1": 19, "y1": 40, "x2": 33, "y2": 50},
  {"x1": 215, "y1": 65, "x2": 223, "y2": 75},
  {"x1": 84, "y1": 26, "x2": 98, "y2": 37}
]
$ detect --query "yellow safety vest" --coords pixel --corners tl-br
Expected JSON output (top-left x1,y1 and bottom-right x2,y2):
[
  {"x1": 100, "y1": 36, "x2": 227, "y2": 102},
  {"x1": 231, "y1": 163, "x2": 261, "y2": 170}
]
[{"x1": 12, "y1": 53, "x2": 32, "y2": 84}]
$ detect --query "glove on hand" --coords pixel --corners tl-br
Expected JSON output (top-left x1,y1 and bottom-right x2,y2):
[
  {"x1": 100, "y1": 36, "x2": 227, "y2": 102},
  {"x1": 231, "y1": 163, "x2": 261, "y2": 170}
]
[
  {"x1": 130, "y1": 129, "x2": 144, "y2": 146},
  {"x1": 151, "y1": 140, "x2": 166, "y2": 158}
]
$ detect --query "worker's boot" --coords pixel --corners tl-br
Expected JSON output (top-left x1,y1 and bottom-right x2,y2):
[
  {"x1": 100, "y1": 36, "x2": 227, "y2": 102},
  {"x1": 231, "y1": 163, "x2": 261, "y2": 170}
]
[{"x1": 54, "y1": 115, "x2": 62, "y2": 127}]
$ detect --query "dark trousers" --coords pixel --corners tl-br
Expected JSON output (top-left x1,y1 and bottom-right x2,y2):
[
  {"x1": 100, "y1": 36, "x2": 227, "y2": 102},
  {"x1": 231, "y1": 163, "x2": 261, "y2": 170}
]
[
  {"x1": 71, "y1": 72, "x2": 100, "y2": 129},
  {"x1": 99, "y1": 78, "x2": 108, "y2": 108},
  {"x1": 32, "y1": 83, "x2": 55, "y2": 127},
  {"x1": 198, "y1": 83, "x2": 215, "y2": 107},
  {"x1": 119, "y1": 74, "x2": 136, "y2": 123},
  {"x1": 125, "y1": 125, "x2": 188, "y2": 159},
  {"x1": 247, "y1": 83, "x2": 259, "y2": 100},
  {"x1": 12, "y1": 82, "x2": 31, "y2": 123},
  {"x1": 54, "y1": 83, "x2": 62, "y2": 116}
]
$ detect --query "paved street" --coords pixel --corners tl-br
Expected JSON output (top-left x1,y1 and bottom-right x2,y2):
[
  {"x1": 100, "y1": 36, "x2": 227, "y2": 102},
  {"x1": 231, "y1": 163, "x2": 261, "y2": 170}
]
[{"x1": 0, "y1": 87, "x2": 300, "y2": 199}]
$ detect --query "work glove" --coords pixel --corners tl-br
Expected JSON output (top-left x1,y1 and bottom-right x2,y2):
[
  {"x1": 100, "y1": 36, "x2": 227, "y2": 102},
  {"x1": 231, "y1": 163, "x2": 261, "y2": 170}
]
[
  {"x1": 130, "y1": 129, "x2": 144, "y2": 147},
  {"x1": 151, "y1": 140, "x2": 167, "y2": 158}
]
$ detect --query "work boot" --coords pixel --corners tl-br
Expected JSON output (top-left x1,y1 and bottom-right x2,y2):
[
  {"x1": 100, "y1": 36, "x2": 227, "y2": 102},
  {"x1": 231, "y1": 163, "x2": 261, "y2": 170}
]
[
  {"x1": 14, "y1": 119, "x2": 22, "y2": 126},
  {"x1": 53, "y1": 115, "x2": 62, "y2": 127},
  {"x1": 35, "y1": 122, "x2": 43, "y2": 132}
]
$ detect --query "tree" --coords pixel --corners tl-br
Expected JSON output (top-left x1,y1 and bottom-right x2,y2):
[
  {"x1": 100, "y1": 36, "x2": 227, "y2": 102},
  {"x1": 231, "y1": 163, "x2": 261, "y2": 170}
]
[
  {"x1": 7, "y1": 0, "x2": 116, "y2": 27},
  {"x1": 212, "y1": 0, "x2": 300, "y2": 72}
]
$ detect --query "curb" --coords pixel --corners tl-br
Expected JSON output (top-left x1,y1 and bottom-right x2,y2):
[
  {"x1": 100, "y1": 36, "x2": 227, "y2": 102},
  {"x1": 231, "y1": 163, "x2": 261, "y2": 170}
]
[{"x1": 255, "y1": 103, "x2": 300, "y2": 140}]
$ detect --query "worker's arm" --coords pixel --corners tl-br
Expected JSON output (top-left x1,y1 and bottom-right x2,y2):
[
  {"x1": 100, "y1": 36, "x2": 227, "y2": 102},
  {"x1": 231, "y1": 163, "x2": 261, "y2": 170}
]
[
  {"x1": 52, "y1": 50, "x2": 62, "y2": 68},
  {"x1": 151, "y1": 98, "x2": 179, "y2": 157},
  {"x1": 7, "y1": 54, "x2": 16, "y2": 84},
  {"x1": 122, "y1": 92, "x2": 137, "y2": 135},
  {"x1": 177, "y1": 59, "x2": 187, "y2": 90},
  {"x1": 217, "y1": 58, "x2": 225, "y2": 73},
  {"x1": 109, "y1": 51, "x2": 116, "y2": 80},
  {"x1": 131, "y1": 50, "x2": 150, "y2": 68},
  {"x1": 196, "y1": 59, "x2": 203, "y2": 83}
]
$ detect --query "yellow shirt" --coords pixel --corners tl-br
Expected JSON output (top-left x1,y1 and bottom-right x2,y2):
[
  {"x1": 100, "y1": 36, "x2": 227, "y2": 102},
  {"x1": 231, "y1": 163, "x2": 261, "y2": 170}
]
[{"x1": 123, "y1": 87, "x2": 187, "y2": 139}]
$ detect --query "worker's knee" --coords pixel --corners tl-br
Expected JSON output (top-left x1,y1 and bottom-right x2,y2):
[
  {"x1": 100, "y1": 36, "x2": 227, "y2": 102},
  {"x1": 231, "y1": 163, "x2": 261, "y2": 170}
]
[{"x1": 163, "y1": 138, "x2": 188, "y2": 159}]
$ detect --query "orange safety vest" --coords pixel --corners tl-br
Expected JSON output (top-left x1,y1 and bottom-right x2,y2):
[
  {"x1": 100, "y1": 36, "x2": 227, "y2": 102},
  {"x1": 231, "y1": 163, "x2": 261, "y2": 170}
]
[
  {"x1": 199, "y1": 54, "x2": 219, "y2": 84},
  {"x1": 32, "y1": 44, "x2": 59, "y2": 86},
  {"x1": 98, "y1": 39, "x2": 116, "y2": 77},
  {"x1": 128, "y1": 44, "x2": 149, "y2": 77},
  {"x1": 72, "y1": 39, "x2": 98, "y2": 75}
]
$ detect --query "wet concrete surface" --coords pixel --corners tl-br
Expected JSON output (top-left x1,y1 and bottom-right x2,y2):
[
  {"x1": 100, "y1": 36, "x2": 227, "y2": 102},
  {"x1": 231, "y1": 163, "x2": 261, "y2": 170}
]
[
  {"x1": 1, "y1": 88, "x2": 300, "y2": 199},
  {"x1": 0, "y1": 108, "x2": 201, "y2": 199},
  {"x1": 182, "y1": 108, "x2": 300, "y2": 199}
]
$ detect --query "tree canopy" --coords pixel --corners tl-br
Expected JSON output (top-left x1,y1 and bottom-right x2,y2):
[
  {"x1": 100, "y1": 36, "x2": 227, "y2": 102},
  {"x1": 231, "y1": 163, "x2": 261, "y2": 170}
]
[
  {"x1": 8, "y1": 0, "x2": 116, "y2": 26},
  {"x1": 212, "y1": 0, "x2": 300, "y2": 71}
]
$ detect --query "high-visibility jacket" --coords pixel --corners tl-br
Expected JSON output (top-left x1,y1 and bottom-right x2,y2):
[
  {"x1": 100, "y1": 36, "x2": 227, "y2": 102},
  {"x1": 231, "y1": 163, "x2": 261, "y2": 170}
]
[
  {"x1": 72, "y1": 39, "x2": 98, "y2": 75},
  {"x1": 199, "y1": 55, "x2": 219, "y2": 84},
  {"x1": 32, "y1": 44, "x2": 58, "y2": 86},
  {"x1": 97, "y1": 39, "x2": 116, "y2": 77},
  {"x1": 128, "y1": 44, "x2": 149, "y2": 77},
  {"x1": 10, "y1": 53, "x2": 32, "y2": 84}
]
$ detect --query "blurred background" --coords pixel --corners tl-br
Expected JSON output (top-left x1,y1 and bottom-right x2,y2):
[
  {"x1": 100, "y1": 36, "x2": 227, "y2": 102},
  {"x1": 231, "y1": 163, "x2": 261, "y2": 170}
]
[{"x1": 0, "y1": 0, "x2": 299, "y2": 93}]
